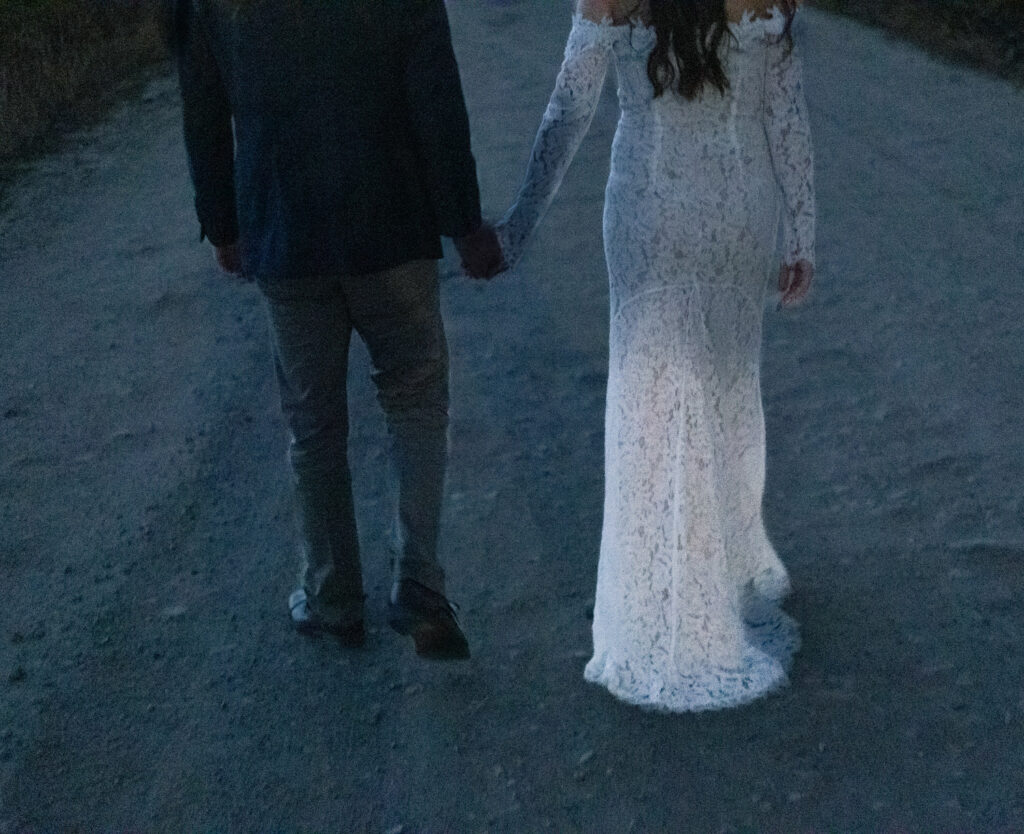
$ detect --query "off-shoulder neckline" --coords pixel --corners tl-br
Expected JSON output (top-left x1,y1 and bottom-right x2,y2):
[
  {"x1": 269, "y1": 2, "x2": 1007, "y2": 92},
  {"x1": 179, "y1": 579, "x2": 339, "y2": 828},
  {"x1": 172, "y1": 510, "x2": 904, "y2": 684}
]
[{"x1": 573, "y1": 5, "x2": 787, "y2": 30}]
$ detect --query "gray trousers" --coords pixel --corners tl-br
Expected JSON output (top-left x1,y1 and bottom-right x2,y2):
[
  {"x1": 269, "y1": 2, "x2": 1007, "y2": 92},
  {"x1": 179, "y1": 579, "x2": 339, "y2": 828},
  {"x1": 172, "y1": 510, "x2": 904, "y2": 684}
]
[{"x1": 260, "y1": 260, "x2": 449, "y2": 627}]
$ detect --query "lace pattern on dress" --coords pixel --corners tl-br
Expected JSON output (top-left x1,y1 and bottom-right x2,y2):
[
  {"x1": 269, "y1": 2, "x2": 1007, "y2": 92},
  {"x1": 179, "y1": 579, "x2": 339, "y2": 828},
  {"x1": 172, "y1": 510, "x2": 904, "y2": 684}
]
[
  {"x1": 499, "y1": 10, "x2": 815, "y2": 712},
  {"x1": 497, "y1": 16, "x2": 616, "y2": 267}
]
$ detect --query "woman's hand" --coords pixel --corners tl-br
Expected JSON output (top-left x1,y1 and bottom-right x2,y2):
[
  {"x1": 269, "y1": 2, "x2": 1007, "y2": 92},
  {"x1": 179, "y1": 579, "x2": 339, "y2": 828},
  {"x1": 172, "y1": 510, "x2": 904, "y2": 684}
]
[{"x1": 778, "y1": 258, "x2": 813, "y2": 307}]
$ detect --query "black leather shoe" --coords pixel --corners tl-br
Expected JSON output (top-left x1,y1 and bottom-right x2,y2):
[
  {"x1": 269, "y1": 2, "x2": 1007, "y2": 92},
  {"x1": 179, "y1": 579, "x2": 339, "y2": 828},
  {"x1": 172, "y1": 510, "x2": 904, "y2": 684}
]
[
  {"x1": 388, "y1": 580, "x2": 470, "y2": 660},
  {"x1": 288, "y1": 589, "x2": 366, "y2": 647}
]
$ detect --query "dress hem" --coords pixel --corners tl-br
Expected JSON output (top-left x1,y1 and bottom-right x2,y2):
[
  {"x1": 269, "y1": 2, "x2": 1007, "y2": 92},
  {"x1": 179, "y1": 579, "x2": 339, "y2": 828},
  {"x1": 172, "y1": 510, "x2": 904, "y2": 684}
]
[{"x1": 583, "y1": 657, "x2": 791, "y2": 713}]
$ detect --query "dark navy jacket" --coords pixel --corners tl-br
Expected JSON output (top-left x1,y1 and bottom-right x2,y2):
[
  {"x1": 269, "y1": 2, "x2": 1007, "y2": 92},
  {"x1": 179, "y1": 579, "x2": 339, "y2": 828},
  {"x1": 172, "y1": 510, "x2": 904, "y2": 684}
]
[{"x1": 173, "y1": 0, "x2": 483, "y2": 280}]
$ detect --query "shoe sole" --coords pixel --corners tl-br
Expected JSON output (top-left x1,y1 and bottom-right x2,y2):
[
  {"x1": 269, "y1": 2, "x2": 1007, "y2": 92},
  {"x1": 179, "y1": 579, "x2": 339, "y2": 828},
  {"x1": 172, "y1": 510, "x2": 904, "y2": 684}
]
[
  {"x1": 388, "y1": 611, "x2": 470, "y2": 660},
  {"x1": 291, "y1": 614, "x2": 366, "y2": 648}
]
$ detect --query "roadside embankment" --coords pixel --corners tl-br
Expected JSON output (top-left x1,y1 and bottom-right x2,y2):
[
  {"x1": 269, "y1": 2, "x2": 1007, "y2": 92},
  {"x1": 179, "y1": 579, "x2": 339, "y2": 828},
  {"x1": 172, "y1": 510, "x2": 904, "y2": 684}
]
[
  {"x1": 0, "y1": 0, "x2": 166, "y2": 166},
  {"x1": 811, "y1": 0, "x2": 1024, "y2": 85},
  {"x1": 1, "y1": 0, "x2": 1020, "y2": 177}
]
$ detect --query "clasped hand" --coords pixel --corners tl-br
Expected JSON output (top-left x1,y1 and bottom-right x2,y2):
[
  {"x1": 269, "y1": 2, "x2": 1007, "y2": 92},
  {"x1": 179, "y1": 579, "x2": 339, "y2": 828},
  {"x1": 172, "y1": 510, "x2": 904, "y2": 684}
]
[
  {"x1": 454, "y1": 222, "x2": 507, "y2": 280},
  {"x1": 778, "y1": 259, "x2": 813, "y2": 307}
]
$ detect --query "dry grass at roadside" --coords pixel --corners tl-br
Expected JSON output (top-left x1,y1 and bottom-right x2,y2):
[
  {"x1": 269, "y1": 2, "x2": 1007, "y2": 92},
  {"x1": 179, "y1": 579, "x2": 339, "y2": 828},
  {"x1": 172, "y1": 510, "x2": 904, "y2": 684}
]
[
  {"x1": 0, "y1": 0, "x2": 166, "y2": 165},
  {"x1": 0, "y1": 0, "x2": 1020, "y2": 173},
  {"x1": 811, "y1": 0, "x2": 1024, "y2": 85}
]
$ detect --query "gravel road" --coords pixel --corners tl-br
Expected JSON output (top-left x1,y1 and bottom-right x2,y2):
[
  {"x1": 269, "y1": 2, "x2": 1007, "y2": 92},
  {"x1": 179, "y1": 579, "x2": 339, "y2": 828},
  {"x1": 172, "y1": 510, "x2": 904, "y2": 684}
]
[{"x1": 1, "y1": 2, "x2": 1023, "y2": 830}]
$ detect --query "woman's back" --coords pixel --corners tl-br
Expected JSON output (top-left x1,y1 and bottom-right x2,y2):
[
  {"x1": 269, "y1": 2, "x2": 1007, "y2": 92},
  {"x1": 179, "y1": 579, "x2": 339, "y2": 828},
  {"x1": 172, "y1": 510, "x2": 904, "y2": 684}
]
[
  {"x1": 500, "y1": 3, "x2": 812, "y2": 278},
  {"x1": 601, "y1": 9, "x2": 794, "y2": 307}
]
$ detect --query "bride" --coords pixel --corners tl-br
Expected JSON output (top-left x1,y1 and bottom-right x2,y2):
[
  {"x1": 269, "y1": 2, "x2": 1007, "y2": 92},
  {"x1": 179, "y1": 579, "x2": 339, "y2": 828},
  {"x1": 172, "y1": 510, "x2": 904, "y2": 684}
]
[{"x1": 493, "y1": 0, "x2": 816, "y2": 711}]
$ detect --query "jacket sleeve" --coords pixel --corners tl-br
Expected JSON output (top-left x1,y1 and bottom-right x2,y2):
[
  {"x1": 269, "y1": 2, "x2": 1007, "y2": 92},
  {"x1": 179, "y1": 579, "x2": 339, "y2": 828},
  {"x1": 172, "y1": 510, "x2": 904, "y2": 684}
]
[
  {"x1": 763, "y1": 18, "x2": 815, "y2": 266},
  {"x1": 175, "y1": 1, "x2": 238, "y2": 247},
  {"x1": 401, "y1": 1, "x2": 483, "y2": 239}
]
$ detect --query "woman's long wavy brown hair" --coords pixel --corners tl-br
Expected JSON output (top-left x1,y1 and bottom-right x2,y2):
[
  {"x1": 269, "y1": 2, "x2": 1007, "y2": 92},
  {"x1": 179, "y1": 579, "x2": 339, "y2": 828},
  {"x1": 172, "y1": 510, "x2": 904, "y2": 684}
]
[{"x1": 645, "y1": 0, "x2": 796, "y2": 99}]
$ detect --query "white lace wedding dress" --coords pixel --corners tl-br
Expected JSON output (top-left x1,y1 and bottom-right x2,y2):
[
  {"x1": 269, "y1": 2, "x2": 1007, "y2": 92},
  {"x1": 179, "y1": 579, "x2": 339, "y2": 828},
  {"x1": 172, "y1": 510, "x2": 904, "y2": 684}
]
[{"x1": 498, "y1": 8, "x2": 815, "y2": 711}]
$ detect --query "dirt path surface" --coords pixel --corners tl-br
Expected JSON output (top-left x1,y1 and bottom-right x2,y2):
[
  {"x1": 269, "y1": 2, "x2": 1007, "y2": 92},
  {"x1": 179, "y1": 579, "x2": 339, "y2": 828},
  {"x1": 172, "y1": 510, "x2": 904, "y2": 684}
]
[{"x1": 2, "y1": 3, "x2": 1023, "y2": 831}]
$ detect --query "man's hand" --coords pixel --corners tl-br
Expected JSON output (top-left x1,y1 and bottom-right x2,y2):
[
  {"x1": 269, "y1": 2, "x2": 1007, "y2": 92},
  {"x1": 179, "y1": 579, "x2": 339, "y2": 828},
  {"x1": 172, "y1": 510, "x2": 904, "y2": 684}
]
[
  {"x1": 454, "y1": 223, "x2": 506, "y2": 279},
  {"x1": 778, "y1": 259, "x2": 813, "y2": 307},
  {"x1": 214, "y1": 242, "x2": 245, "y2": 277}
]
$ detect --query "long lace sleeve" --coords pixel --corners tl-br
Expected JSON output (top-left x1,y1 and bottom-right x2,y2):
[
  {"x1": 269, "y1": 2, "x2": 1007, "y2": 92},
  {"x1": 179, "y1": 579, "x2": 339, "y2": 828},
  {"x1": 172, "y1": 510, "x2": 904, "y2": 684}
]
[
  {"x1": 497, "y1": 16, "x2": 616, "y2": 268},
  {"x1": 763, "y1": 26, "x2": 815, "y2": 266}
]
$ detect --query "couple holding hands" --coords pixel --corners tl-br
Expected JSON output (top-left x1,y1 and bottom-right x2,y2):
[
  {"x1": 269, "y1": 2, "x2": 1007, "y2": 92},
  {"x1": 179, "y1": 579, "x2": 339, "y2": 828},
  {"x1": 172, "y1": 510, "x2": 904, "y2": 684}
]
[{"x1": 175, "y1": 0, "x2": 814, "y2": 712}]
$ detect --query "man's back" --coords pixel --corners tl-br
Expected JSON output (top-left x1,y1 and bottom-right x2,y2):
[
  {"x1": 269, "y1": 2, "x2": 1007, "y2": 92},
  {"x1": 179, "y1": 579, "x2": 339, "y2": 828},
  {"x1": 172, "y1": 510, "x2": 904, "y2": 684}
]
[{"x1": 177, "y1": 0, "x2": 482, "y2": 280}]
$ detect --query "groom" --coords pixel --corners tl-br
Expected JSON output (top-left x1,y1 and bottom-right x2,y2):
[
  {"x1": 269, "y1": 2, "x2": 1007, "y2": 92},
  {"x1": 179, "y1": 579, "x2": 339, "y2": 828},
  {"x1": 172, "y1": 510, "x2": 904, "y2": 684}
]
[{"x1": 172, "y1": 0, "x2": 503, "y2": 658}]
